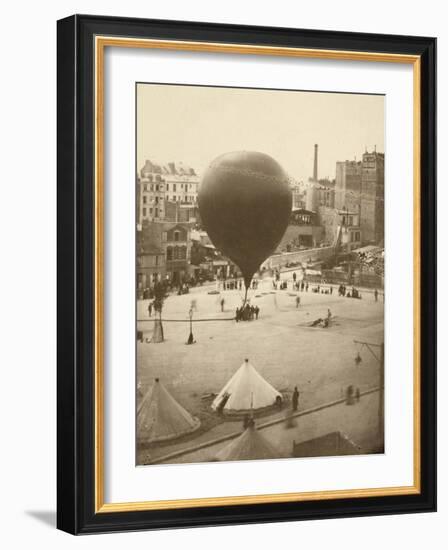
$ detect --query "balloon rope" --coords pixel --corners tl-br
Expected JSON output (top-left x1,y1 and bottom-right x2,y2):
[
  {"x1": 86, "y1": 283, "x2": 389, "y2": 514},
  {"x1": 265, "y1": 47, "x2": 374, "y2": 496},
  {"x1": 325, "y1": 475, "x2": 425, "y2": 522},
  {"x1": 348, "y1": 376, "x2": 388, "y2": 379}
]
[{"x1": 242, "y1": 285, "x2": 249, "y2": 308}]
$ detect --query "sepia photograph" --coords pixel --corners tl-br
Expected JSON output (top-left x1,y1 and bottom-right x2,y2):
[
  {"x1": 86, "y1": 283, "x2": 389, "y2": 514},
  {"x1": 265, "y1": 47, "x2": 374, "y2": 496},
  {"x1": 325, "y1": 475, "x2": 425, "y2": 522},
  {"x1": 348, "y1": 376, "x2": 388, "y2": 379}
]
[{"x1": 135, "y1": 83, "x2": 385, "y2": 467}]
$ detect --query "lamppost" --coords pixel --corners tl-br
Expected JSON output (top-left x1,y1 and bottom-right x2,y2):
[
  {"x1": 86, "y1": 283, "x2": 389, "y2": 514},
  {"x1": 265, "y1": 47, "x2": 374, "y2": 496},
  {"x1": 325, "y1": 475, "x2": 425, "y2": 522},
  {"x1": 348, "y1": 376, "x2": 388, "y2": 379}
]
[
  {"x1": 353, "y1": 340, "x2": 384, "y2": 446},
  {"x1": 186, "y1": 307, "x2": 195, "y2": 345}
]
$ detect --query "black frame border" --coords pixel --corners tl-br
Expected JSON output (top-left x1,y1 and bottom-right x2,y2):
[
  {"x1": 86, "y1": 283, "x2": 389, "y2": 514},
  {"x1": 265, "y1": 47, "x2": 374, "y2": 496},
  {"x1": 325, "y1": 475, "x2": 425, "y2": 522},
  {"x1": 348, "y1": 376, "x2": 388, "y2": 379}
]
[{"x1": 57, "y1": 14, "x2": 436, "y2": 534}]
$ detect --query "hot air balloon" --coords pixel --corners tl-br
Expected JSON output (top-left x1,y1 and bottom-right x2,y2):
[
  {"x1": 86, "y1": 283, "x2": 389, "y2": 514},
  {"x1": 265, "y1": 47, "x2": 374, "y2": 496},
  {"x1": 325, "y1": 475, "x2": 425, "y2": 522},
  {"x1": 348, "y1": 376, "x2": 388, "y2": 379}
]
[{"x1": 198, "y1": 151, "x2": 292, "y2": 302}]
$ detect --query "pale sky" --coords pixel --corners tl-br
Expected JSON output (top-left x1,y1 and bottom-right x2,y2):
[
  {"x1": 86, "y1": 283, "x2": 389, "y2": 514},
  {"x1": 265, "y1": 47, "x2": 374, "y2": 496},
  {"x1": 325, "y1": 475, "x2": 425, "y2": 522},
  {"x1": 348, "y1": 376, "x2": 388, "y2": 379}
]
[{"x1": 137, "y1": 83, "x2": 384, "y2": 182}]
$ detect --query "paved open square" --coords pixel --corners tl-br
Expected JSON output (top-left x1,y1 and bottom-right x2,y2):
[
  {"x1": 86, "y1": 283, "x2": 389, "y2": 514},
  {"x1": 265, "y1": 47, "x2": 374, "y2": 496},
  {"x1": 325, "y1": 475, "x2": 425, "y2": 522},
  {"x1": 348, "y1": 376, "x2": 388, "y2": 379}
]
[{"x1": 137, "y1": 275, "x2": 383, "y2": 464}]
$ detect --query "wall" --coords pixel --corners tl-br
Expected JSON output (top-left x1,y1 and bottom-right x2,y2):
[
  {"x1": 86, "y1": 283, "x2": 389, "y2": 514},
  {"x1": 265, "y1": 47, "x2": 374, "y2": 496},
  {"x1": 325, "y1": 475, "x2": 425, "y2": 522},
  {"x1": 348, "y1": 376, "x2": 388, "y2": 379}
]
[
  {"x1": 264, "y1": 245, "x2": 335, "y2": 269},
  {"x1": 278, "y1": 224, "x2": 324, "y2": 250},
  {"x1": 0, "y1": 2, "x2": 444, "y2": 550}
]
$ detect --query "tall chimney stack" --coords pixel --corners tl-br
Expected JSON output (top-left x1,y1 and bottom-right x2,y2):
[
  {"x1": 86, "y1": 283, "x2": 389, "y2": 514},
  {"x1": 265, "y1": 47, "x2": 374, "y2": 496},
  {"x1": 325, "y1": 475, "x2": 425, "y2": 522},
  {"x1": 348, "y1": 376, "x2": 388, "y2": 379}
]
[{"x1": 313, "y1": 144, "x2": 318, "y2": 182}]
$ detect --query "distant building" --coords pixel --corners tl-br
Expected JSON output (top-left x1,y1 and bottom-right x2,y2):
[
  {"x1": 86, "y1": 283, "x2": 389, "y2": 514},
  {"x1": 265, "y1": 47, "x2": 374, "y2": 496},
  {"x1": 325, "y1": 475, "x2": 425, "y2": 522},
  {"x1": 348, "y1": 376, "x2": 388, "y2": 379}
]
[
  {"x1": 360, "y1": 150, "x2": 384, "y2": 244},
  {"x1": 290, "y1": 181, "x2": 306, "y2": 209},
  {"x1": 335, "y1": 208, "x2": 362, "y2": 252},
  {"x1": 164, "y1": 162, "x2": 200, "y2": 205},
  {"x1": 317, "y1": 205, "x2": 338, "y2": 246},
  {"x1": 136, "y1": 228, "x2": 166, "y2": 290},
  {"x1": 333, "y1": 151, "x2": 384, "y2": 245},
  {"x1": 164, "y1": 223, "x2": 192, "y2": 284},
  {"x1": 137, "y1": 221, "x2": 192, "y2": 286},
  {"x1": 305, "y1": 181, "x2": 335, "y2": 213},
  {"x1": 190, "y1": 230, "x2": 240, "y2": 281},
  {"x1": 305, "y1": 183, "x2": 320, "y2": 212},
  {"x1": 278, "y1": 208, "x2": 323, "y2": 250},
  {"x1": 137, "y1": 159, "x2": 199, "y2": 223},
  {"x1": 334, "y1": 159, "x2": 362, "y2": 212},
  {"x1": 164, "y1": 200, "x2": 199, "y2": 223}
]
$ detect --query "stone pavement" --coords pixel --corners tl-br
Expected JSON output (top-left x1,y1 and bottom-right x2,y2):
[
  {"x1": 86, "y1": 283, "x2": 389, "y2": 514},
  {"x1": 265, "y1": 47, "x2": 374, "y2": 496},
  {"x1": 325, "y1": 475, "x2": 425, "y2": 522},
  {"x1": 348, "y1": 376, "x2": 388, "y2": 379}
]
[
  {"x1": 149, "y1": 389, "x2": 381, "y2": 464},
  {"x1": 137, "y1": 275, "x2": 384, "y2": 465}
]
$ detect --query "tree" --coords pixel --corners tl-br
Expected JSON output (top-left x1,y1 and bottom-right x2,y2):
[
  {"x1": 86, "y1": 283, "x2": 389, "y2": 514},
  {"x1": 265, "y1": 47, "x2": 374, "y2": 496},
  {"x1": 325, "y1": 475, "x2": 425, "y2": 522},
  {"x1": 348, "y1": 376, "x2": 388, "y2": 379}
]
[{"x1": 150, "y1": 282, "x2": 168, "y2": 343}]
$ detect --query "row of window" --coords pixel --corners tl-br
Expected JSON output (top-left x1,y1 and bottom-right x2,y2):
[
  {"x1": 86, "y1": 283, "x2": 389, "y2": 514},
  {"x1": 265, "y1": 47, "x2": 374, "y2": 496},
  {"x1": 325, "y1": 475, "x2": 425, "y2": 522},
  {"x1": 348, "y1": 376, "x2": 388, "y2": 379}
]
[
  {"x1": 170, "y1": 195, "x2": 195, "y2": 202},
  {"x1": 142, "y1": 207, "x2": 161, "y2": 217},
  {"x1": 143, "y1": 183, "x2": 162, "y2": 192},
  {"x1": 166, "y1": 246, "x2": 187, "y2": 261},
  {"x1": 142, "y1": 182, "x2": 197, "y2": 193},
  {"x1": 142, "y1": 196, "x2": 162, "y2": 205},
  {"x1": 141, "y1": 174, "x2": 163, "y2": 183}
]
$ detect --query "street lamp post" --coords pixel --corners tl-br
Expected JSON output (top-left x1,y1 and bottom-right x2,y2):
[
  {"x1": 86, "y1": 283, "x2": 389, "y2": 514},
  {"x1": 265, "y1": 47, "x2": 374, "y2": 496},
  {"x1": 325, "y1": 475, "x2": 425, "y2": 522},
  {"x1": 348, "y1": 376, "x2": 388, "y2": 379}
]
[{"x1": 187, "y1": 308, "x2": 195, "y2": 345}]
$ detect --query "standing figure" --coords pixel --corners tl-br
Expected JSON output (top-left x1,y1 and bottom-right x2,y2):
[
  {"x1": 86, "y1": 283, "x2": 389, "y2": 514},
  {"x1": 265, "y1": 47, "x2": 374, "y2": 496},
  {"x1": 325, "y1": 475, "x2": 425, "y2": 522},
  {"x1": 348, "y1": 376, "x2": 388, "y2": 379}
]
[
  {"x1": 147, "y1": 301, "x2": 153, "y2": 317},
  {"x1": 374, "y1": 288, "x2": 378, "y2": 302},
  {"x1": 292, "y1": 386, "x2": 300, "y2": 411},
  {"x1": 296, "y1": 295, "x2": 301, "y2": 308},
  {"x1": 220, "y1": 298, "x2": 225, "y2": 312}
]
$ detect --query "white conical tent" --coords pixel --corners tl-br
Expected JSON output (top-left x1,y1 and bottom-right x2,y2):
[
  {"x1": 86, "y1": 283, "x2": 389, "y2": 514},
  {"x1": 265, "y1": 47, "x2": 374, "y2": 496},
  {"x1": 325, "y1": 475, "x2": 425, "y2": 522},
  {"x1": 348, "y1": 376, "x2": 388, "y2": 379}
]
[
  {"x1": 137, "y1": 378, "x2": 200, "y2": 443},
  {"x1": 214, "y1": 421, "x2": 278, "y2": 461},
  {"x1": 211, "y1": 359, "x2": 282, "y2": 413}
]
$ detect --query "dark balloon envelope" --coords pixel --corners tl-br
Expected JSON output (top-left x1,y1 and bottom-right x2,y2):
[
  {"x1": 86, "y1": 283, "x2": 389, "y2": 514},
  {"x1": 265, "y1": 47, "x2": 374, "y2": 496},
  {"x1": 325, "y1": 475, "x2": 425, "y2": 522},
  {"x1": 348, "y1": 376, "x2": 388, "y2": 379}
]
[{"x1": 198, "y1": 151, "x2": 292, "y2": 288}]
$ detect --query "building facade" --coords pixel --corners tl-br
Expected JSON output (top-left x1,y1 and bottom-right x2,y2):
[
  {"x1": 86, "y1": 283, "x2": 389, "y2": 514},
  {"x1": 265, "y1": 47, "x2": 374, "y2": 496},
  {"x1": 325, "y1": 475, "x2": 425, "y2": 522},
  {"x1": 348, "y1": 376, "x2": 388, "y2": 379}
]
[
  {"x1": 335, "y1": 209, "x2": 362, "y2": 252},
  {"x1": 136, "y1": 226, "x2": 166, "y2": 290},
  {"x1": 360, "y1": 151, "x2": 384, "y2": 244},
  {"x1": 334, "y1": 160, "x2": 362, "y2": 212},
  {"x1": 333, "y1": 151, "x2": 384, "y2": 246},
  {"x1": 277, "y1": 209, "x2": 323, "y2": 251},
  {"x1": 137, "y1": 221, "x2": 193, "y2": 287},
  {"x1": 137, "y1": 159, "x2": 199, "y2": 224},
  {"x1": 164, "y1": 223, "x2": 192, "y2": 284}
]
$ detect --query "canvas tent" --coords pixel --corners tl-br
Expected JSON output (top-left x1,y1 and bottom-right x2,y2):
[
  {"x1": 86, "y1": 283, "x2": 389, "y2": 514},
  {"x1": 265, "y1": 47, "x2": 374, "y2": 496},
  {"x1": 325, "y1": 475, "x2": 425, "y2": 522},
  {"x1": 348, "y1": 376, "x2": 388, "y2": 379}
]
[
  {"x1": 211, "y1": 359, "x2": 282, "y2": 414},
  {"x1": 292, "y1": 431, "x2": 361, "y2": 458},
  {"x1": 214, "y1": 419, "x2": 278, "y2": 461},
  {"x1": 137, "y1": 378, "x2": 200, "y2": 443}
]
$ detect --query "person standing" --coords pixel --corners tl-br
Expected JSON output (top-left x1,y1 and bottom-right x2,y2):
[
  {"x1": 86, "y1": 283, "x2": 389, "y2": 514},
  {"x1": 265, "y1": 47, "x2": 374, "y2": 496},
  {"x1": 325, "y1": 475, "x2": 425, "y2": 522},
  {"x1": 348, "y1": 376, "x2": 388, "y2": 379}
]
[
  {"x1": 255, "y1": 305, "x2": 260, "y2": 320},
  {"x1": 374, "y1": 288, "x2": 378, "y2": 302},
  {"x1": 296, "y1": 295, "x2": 301, "y2": 308},
  {"x1": 292, "y1": 386, "x2": 300, "y2": 411},
  {"x1": 293, "y1": 272, "x2": 297, "y2": 284},
  {"x1": 147, "y1": 300, "x2": 153, "y2": 317},
  {"x1": 220, "y1": 297, "x2": 225, "y2": 312}
]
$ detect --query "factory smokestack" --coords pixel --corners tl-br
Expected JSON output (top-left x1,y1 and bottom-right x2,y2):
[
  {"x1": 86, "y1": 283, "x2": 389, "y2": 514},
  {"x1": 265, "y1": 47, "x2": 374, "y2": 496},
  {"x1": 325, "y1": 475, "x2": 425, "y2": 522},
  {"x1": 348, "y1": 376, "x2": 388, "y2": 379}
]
[{"x1": 313, "y1": 144, "x2": 318, "y2": 182}]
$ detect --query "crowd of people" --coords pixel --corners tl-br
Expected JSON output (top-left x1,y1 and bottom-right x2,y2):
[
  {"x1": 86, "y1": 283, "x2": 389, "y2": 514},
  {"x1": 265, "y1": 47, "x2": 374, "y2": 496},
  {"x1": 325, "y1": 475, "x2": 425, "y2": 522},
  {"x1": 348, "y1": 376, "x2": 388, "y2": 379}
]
[
  {"x1": 338, "y1": 285, "x2": 361, "y2": 299},
  {"x1": 220, "y1": 278, "x2": 261, "y2": 291},
  {"x1": 235, "y1": 303, "x2": 260, "y2": 322}
]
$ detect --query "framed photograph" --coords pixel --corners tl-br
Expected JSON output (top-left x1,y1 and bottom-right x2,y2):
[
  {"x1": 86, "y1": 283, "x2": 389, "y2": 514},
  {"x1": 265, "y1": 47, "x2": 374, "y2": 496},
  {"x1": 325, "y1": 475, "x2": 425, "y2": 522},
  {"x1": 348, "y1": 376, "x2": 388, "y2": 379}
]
[{"x1": 57, "y1": 14, "x2": 436, "y2": 534}]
